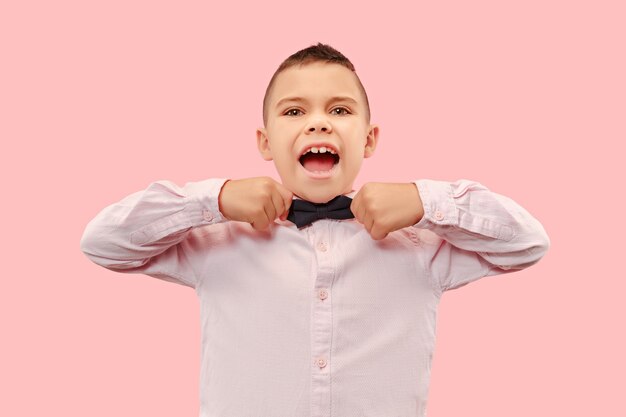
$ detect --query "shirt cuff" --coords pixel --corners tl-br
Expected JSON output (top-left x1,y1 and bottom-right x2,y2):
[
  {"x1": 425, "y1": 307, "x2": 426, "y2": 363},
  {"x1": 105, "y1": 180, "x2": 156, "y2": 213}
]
[
  {"x1": 183, "y1": 177, "x2": 231, "y2": 227},
  {"x1": 411, "y1": 179, "x2": 459, "y2": 229}
]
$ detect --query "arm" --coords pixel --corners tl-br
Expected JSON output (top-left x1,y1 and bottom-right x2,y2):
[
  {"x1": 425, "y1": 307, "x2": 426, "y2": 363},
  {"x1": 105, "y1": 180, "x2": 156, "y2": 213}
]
[
  {"x1": 411, "y1": 179, "x2": 550, "y2": 292},
  {"x1": 79, "y1": 178, "x2": 230, "y2": 288}
]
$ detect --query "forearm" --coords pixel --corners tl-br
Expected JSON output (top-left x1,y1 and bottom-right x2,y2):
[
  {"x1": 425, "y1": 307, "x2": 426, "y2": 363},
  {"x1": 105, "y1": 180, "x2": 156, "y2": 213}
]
[
  {"x1": 80, "y1": 177, "x2": 230, "y2": 270},
  {"x1": 412, "y1": 178, "x2": 550, "y2": 270}
]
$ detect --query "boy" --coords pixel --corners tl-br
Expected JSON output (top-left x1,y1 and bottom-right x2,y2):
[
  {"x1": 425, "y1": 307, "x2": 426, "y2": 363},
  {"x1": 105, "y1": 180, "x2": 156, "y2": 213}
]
[{"x1": 80, "y1": 43, "x2": 550, "y2": 417}]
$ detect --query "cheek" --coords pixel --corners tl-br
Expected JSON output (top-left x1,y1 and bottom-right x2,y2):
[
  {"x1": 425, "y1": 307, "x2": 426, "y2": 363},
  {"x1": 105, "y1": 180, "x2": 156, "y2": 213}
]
[
  {"x1": 344, "y1": 149, "x2": 365, "y2": 166},
  {"x1": 273, "y1": 120, "x2": 301, "y2": 133}
]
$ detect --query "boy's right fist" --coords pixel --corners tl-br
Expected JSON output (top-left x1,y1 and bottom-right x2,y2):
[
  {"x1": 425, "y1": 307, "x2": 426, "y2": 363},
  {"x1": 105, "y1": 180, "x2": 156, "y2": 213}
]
[{"x1": 217, "y1": 177, "x2": 293, "y2": 230}]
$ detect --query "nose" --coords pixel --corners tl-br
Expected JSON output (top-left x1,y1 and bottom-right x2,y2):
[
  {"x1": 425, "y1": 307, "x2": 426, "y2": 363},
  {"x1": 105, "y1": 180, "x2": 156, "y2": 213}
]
[{"x1": 305, "y1": 116, "x2": 332, "y2": 134}]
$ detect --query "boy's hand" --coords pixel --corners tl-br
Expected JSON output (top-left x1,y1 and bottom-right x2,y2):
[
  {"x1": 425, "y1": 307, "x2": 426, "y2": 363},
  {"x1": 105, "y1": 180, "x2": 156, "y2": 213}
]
[
  {"x1": 350, "y1": 182, "x2": 424, "y2": 240},
  {"x1": 218, "y1": 177, "x2": 293, "y2": 231}
]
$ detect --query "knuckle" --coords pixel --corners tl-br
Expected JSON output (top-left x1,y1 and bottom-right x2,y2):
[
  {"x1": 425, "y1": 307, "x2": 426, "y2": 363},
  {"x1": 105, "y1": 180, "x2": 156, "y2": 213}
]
[
  {"x1": 258, "y1": 177, "x2": 273, "y2": 189},
  {"x1": 259, "y1": 187, "x2": 272, "y2": 199}
]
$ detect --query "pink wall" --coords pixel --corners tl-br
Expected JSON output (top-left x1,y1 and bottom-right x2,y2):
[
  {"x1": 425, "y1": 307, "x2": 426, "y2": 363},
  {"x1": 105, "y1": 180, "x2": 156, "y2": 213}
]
[{"x1": 2, "y1": 0, "x2": 624, "y2": 415}]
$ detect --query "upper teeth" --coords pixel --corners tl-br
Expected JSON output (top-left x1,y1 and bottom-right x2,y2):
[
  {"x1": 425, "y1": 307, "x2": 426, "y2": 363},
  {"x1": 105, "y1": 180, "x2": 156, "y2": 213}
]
[{"x1": 302, "y1": 146, "x2": 337, "y2": 155}]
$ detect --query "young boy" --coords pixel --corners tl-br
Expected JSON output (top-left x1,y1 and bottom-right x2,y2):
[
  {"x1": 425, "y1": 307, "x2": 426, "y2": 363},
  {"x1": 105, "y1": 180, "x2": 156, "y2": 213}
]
[{"x1": 80, "y1": 42, "x2": 550, "y2": 417}]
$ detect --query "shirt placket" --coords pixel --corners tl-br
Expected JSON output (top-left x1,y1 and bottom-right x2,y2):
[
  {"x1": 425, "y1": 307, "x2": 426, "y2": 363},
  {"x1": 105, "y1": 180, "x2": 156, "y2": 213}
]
[{"x1": 309, "y1": 221, "x2": 334, "y2": 417}]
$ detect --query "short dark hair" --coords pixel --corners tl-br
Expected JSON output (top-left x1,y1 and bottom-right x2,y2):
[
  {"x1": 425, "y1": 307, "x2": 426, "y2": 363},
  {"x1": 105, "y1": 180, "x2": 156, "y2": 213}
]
[{"x1": 262, "y1": 42, "x2": 371, "y2": 126}]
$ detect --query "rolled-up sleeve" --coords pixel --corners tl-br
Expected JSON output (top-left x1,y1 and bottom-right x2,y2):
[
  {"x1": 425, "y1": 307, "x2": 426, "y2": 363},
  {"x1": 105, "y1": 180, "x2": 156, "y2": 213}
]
[
  {"x1": 412, "y1": 179, "x2": 550, "y2": 292},
  {"x1": 80, "y1": 178, "x2": 230, "y2": 288}
]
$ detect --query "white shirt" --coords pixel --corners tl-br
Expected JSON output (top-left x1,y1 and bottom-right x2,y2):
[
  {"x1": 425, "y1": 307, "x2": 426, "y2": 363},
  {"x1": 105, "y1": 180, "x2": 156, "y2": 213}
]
[{"x1": 80, "y1": 177, "x2": 550, "y2": 417}]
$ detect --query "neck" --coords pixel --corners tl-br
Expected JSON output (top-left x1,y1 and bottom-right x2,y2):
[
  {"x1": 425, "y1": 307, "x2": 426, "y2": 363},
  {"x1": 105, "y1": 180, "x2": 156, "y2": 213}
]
[{"x1": 293, "y1": 189, "x2": 356, "y2": 202}]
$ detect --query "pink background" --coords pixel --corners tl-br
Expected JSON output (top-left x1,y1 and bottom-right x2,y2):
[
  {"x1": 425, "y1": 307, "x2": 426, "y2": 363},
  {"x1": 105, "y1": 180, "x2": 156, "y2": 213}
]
[{"x1": 2, "y1": 0, "x2": 624, "y2": 415}]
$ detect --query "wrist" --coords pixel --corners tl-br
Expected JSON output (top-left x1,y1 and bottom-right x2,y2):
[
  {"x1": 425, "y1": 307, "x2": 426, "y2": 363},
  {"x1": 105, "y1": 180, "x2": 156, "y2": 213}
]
[
  {"x1": 411, "y1": 182, "x2": 424, "y2": 223},
  {"x1": 218, "y1": 179, "x2": 231, "y2": 220}
]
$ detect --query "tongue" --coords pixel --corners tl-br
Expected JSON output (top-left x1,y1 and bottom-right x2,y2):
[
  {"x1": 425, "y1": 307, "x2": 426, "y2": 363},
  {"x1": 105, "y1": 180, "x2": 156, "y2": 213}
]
[{"x1": 301, "y1": 153, "x2": 336, "y2": 172}]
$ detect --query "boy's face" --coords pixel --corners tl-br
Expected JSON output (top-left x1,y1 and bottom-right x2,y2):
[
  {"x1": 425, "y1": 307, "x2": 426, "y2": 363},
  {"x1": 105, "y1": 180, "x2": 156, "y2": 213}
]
[{"x1": 257, "y1": 61, "x2": 379, "y2": 203}]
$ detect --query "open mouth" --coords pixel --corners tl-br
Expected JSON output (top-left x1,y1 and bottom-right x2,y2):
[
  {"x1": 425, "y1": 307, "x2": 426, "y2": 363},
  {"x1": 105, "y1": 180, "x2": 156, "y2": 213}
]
[{"x1": 299, "y1": 151, "x2": 340, "y2": 173}]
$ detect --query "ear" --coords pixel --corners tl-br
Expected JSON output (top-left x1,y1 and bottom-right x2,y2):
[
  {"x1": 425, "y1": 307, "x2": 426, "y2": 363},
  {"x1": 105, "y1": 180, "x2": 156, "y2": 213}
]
[
  {"x1": 256, "y1": 127, "x2": 273, "y2": 161},
  {"x1": 363, "y1": 124, "x2": 379, "y2": 158}
]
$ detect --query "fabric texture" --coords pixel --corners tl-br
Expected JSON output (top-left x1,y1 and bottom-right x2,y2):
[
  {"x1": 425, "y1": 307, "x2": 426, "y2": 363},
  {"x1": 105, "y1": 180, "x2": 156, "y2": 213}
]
[{"x1": 80, "y1": 177, "x2": 550, "y2": 417}]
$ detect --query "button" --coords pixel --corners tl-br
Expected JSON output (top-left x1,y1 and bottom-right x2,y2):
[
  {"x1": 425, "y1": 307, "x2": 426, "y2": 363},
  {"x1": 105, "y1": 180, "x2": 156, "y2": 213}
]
[
  {"x1": 434, "y1": 210, "x2": 444, "y2": 221},
  {"x1": 318, "y1": 289, "x2": 328, "y2": 300},
  {"x1": 203, "y1": 209, "x2": 213, "y2": 222},
  {"x1": 317, "y1": 242, "x2": 327, "y2": 252},
  {"x1": 316, "y1": 358, "x2": 327, "y2": 368}
]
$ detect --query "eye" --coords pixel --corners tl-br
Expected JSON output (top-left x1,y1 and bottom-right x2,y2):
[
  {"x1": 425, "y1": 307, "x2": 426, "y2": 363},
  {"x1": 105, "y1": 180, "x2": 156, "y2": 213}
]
[
  {"x1": 331, "y1": 107, "x2": 351, "y2": 115},
  {"x1": 284, "y1": 108, "x2": 303, "y2": 116}
]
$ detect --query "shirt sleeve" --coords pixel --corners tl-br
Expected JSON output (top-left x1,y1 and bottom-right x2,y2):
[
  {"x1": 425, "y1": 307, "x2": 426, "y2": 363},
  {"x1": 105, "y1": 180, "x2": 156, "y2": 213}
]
[
  {"x1": 411, "y1": 179, "x2": 551, "y2": 293},
  {"x1": 79, "y1": 178, "x2": 231, "y2": 288}
]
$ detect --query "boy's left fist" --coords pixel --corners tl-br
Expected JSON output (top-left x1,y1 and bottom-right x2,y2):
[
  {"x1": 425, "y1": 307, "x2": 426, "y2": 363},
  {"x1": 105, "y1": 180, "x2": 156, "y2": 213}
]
[{"x1": 350, "y1": 182, "x2": 424, "y2": 240}]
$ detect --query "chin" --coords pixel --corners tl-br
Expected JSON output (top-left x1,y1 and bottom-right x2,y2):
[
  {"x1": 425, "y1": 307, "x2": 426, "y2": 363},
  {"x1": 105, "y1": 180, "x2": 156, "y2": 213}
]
[{"x1": 299, "y1": 188, "x2": 343, "y2": 204}]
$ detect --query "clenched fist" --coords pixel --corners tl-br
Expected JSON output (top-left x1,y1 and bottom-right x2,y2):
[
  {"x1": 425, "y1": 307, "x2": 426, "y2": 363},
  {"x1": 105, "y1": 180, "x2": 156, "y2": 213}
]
[
  {"x1": 218, "y1": 177, "x2": 293, "y2": 230},
  {"x1": 350, "y1": 182, "x2": 425, "y2": 240}
]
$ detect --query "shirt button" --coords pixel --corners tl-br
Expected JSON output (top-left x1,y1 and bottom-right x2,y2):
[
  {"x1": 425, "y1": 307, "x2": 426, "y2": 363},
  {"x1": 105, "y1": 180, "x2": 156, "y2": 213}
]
[
  {"x1": 318, "y1": 289, "x2": 328, "y2": 300},
  {"x1": 203, "y1": 209, "x2": 213, "y2": 222},
  {"x1": 434, "y1": 210, "x2": 444, "y2": 221},
  {"x1": 316, "y1": 358, "x2": 327, "y2": 368},
  {"x1": 317, "y1": 242, "x2": 327, "y2": 252}
]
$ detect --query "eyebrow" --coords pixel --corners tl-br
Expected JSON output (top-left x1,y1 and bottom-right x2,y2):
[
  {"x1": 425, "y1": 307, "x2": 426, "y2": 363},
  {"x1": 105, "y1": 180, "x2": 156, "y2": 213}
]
[{"x1": 274, "y1": 96, "x2": 358, "y2": 109}]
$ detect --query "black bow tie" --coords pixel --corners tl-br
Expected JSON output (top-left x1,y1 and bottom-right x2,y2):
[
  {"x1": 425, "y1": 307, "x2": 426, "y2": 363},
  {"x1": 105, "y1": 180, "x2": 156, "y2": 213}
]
[{"x1": 287, "y1": 195, "x2": 355, "y2": 229}]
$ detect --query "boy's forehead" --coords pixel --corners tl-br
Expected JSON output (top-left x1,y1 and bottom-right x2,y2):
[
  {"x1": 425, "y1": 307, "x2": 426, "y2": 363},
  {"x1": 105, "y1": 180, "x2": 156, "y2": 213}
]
[{"x1": 271, "y1": 63, "x2": 363, "y2": 105}]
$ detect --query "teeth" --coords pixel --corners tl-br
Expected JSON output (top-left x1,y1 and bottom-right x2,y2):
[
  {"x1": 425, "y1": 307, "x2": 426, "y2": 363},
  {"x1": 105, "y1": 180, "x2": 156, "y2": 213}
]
[{"x1": 302, "y1": 146, "x2": 337, "y2": 156}]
